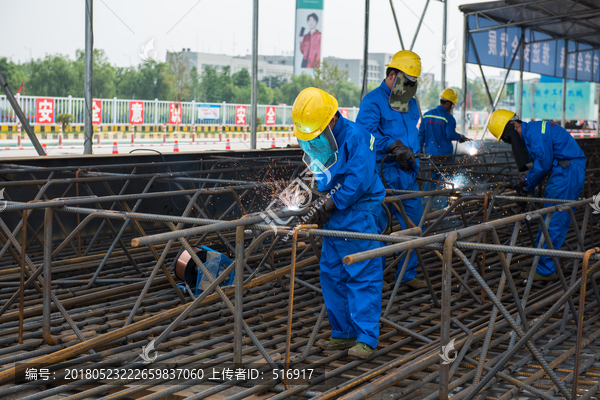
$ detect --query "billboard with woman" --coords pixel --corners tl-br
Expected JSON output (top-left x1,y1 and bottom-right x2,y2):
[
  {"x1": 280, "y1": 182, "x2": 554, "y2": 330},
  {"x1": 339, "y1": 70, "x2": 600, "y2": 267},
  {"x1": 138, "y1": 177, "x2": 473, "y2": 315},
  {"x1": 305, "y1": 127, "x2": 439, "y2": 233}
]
[{"x1": 294, "y1": 0, "x2": 324, "y2": 75}]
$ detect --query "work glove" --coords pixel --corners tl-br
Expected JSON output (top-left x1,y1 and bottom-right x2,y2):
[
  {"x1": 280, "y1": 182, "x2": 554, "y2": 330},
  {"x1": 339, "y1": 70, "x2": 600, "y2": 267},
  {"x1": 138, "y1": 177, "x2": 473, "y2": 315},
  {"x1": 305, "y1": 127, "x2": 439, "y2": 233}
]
[
  {"x1": 459, "y1": 135, "x2": 472, "y2": 143},
  {"x1": 306, "y1": 195, "x2": 336, "y2": 228},
  {"x1": 510, "y1": 175, "x2": 527, "y2": 190},
  {"x1": 389, "y1": 140, "x2": 416, "y2": 172}
]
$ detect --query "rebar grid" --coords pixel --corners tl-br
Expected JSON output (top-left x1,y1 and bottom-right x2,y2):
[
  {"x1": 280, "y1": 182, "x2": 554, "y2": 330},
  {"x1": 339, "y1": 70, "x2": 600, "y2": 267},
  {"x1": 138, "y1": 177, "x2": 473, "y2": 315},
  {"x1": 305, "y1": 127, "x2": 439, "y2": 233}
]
[{"x1": 0, "y1": 143, "x2": 598, "y2": 399}]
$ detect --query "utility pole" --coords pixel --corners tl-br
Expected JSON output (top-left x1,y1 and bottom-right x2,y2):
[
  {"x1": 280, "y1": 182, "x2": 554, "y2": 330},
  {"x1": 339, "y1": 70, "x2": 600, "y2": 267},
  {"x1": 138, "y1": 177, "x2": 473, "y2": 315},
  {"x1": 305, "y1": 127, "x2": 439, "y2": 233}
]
[
  {"x1": 250, "y1": 0, "x2": 259, "y2": 149},
  {"x1": 83, "y1": 0, "x2": 94, "y2": 155}
]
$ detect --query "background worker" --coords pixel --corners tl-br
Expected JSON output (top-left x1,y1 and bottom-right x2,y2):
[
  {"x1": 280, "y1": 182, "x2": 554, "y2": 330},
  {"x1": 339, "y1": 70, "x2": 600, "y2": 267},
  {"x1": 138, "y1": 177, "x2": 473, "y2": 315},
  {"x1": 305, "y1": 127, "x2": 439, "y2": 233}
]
[
  {"x1": 356, "y1": 50, "x2": 426, "y2": 289},
  {"x1": 418, "y1": 88, "x2": 472, "y2": 208},
  {"x1": 488, "y1": 109, "x2": 586, "y2": 281},
  {"x1": 293, "y1": 87, "x2": 386, "y2": 360}
]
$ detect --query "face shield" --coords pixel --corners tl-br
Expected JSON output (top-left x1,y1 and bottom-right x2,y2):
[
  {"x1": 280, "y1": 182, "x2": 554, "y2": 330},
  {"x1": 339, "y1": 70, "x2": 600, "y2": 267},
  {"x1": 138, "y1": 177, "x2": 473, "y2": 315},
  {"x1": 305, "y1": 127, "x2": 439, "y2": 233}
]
[
  {"x1": 298, "y1": 125, "x2": 339, "y2": 173},
  {"x1": 500, "y1": 121, "x2": 531, "y2": 172},
  {"x1": 389, "y1": 72, "x2": 418, "y2": 112}
]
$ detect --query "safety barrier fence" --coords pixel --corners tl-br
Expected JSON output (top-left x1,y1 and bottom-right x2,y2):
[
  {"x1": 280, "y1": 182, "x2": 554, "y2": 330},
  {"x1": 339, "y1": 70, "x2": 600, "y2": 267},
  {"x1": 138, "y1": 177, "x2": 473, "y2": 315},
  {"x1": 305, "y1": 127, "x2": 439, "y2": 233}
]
[
  {"x1": 0, "y1": 143, "x2": 599, "y2": 399},
  {"x1": 0, "y1": 94, "x2": 360, "y2": 127}
]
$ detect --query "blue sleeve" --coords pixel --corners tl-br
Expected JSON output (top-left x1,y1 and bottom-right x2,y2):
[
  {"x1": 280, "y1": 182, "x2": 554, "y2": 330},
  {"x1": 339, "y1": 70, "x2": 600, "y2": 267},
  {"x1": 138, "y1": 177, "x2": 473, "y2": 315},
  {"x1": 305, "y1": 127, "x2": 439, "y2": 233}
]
[
  {"x1": 524, "y1": 132, "x2": 553, "y2": 192},
  {"x1": 356, "y1": 96, "x2": 397, "y2": 153},
  {"x1": 446, "y1": 115, "x2": 461, "y2": 141},
  {"x1": 356, "y1": 98, "x2": 380, "y2": 139},
  {"x1": 418, "y1": 118, "x2": 425, "y2": 150},
  {"x1": 330, "y1": 138, "x2": 375, "y2": 210}
]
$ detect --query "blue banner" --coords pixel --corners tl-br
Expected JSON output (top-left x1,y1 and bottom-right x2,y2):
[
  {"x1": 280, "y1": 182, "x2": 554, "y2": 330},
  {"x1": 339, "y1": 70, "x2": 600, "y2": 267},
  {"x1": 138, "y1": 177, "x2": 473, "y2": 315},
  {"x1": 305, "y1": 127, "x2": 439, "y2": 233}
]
[{"x1": 467, "y1": 15, "x2": 600, "y2": 83}]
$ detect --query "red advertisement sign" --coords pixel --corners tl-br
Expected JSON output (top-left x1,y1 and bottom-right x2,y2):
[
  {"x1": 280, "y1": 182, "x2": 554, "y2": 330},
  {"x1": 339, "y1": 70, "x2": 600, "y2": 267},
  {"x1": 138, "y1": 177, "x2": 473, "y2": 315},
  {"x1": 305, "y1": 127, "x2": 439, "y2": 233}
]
[
  {"x1": 339, "y1": 108, "x2": 349, "y2": 119},
  {"x1": 169, "y1": 102, "x2": 182, "y2": 124},
  {"x1": 129, "y1": 101, "x2": 144, "y2": 125},
  {"x1": 235, "y1": 105, "x2": 247, "y2": 125},
  {"x1": 36, "y1": 98, "x2": 55, "y2": 124},
  {"x1": 265, "y1": 106, "x2": 276, "y2": 125},
  {"x1": 92, "y1": 100, "x2": 102, "y2": 125}
]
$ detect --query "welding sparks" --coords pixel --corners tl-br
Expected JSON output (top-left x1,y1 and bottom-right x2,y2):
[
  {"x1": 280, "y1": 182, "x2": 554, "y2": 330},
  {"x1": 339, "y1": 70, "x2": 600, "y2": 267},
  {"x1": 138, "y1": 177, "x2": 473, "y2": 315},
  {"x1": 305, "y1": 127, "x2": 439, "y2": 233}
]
[{"x1": 468, "y1": 146, "x2": 478, "y2": 156}]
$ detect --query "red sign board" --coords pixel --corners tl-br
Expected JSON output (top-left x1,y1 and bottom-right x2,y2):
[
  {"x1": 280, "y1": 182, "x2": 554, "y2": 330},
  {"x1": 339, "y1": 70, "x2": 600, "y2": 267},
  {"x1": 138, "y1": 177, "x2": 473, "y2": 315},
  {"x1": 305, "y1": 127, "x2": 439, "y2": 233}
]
[
  {"x1": 92, "y1": 100, "x2": 102, "y2": 125},
  {"x1": 339, "y1": 108, "x2": 349, "y2": 119},
  {"x1": 129, "y1": 101, "x2": 144, "y2": 125},
  {"x1": 235, "y1": 105, "x2": 247, "y2": 125},
  {"x1": 169, "y1": 102, "x2": 182, "y2": 125},
  {"x1": 265, "y1": 106, "x2": 276, "y2": 125},
  {"x1": 36, "y1": 98, "x2": 55, "y2": 124}
]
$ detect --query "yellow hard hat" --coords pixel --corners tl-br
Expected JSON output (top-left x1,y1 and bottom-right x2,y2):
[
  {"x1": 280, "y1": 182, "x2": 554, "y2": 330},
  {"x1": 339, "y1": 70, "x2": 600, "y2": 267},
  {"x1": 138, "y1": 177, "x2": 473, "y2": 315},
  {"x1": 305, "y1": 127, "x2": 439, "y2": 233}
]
[
  {"x1": 440, "y1": 88, "x2": 458, "y2": 104},
  {"x1": 292, "y1": 87, "x2": 339, "y2": 141},
  {"x1": 385, "y1": 50, "x2": 421, "y2": 78},
  {"x1": 488, "y1": 109, "x2": 516, "y2": 142}
]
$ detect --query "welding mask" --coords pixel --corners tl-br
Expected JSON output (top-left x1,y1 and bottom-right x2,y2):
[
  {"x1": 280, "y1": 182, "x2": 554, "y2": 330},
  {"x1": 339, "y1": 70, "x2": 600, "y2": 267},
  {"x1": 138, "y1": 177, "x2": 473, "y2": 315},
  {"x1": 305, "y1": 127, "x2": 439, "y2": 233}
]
[
  {"x1": 389, "y1": 72, "x2": 418, "y2": 113},
  {"x1": 501, "y1": 123, "x2": 531, "y2": 172},
  {"x1": 298, "y1": 126, "x2": 339, "y2": 173}
]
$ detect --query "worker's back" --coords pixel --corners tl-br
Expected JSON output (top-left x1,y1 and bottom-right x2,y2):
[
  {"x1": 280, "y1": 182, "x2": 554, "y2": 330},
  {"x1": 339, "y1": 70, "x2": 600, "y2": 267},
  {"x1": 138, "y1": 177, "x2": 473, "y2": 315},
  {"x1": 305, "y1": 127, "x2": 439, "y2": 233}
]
[{"x1": 418, "y1": 105, "x2": 461, "y2": 156}]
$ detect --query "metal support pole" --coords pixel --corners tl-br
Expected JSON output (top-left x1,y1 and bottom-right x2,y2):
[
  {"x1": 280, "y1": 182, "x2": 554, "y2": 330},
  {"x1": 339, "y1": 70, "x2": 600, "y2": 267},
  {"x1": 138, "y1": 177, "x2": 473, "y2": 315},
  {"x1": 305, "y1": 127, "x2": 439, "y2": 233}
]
[
  {"x1": 83, "y1": 0, "x2": 94, "y2": 154},
  {"x1": 389, "y1": 0, "x2": 405, "y2": 50},
  {"x1": 518, "y1": 30, "x2": 524, "y2": 118},
  {"x1": 43, "y1": 208, "x2": 57, "y2": 345},
  {"x1": 597, "y1": 83, "x2": 600, "y2": 137},
  {"x1": 361, "y1": 0, "x2": 370, "y2": 100},
  {"x1": 460, "y1": 15, "x2": 467, "y2": 136},
  {"x1": 0, "y1": 70, "x2": 45, "y2": 155},
  {"x1": 441, "y1": 0, "x2": 447, "y2": 89},
  {"x1": 410, "y1": 0, "x2": 431, "y2": 51},
  {"x1": 562, "y1": 40, "x2": 568, "y2": 127},
  {"x1": 234, "y1": 225, "x2": 245, "y2": 366},
  {"x1": 250, "y1": 0, "x2": 259, "y2": 149},
  {"x1": 439, "y1": 232, "x2": 457, "y2": 399}
]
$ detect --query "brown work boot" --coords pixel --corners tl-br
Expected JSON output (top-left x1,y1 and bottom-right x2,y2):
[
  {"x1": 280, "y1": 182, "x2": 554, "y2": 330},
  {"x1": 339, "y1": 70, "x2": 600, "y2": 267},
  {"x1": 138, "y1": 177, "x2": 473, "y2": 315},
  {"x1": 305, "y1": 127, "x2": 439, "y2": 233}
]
[
  {"x1": 402, "y1": 277, "x2": 428, "y2": 289},
  {"x1": 317, "y1": 338, "x2": 356, "y2": 350}
]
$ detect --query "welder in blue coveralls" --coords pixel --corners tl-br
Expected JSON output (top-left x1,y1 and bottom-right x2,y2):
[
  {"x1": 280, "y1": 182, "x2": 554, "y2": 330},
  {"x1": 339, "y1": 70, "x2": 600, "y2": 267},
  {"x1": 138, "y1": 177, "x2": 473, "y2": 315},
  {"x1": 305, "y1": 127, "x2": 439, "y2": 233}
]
[
  {"x1": 292, "y1": 87, "x2": 386, "y2": 359},
  {"x1": 488, "y1": 109, "x2": 586, "y2": 281},
  {"x1": 418, "y1": 88, "x2": 472, "y2": 208},
  {"x1": 356, "y1": 50, "x2": 426, "y2": 289}
]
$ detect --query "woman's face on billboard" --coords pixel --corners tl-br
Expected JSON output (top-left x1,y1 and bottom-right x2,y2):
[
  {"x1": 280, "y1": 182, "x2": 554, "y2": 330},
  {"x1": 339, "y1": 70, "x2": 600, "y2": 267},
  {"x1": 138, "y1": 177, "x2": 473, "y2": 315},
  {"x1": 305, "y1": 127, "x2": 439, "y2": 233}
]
[{"x1": 308, "y1": 16, "x2": 317, "y2": 30}]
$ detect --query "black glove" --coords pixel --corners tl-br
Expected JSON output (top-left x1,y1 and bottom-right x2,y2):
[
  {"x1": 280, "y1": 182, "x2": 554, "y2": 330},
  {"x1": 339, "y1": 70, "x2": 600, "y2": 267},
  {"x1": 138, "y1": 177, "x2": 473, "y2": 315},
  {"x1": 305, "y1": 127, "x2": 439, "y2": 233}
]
[
  {"x1": 510, "y1": 175, "x2": 527, "y2": 190},
  {"x1": 389, "y1": 140, "x2": 416, "y2": 171},
  {"x1": 459, "y1": 135, "x2": 472, "y2": 143},
  {"x1": 306, "y1": 195, "x2": 336, "y2": 227}
]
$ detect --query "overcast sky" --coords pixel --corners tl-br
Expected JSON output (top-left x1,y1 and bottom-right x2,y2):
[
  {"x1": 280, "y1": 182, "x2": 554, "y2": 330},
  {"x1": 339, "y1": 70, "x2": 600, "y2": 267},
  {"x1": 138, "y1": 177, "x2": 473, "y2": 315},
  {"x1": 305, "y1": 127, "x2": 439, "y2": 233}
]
[{"x1": 0, "y1": 0, "x2": 536, "y2": 87}]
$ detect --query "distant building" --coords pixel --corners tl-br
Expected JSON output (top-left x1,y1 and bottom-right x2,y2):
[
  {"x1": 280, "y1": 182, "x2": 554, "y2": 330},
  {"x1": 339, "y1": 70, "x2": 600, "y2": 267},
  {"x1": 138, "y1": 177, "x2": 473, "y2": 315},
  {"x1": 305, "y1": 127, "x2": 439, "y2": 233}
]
[
  {"x1": 176, "y1": 49, "x2": 294, "y2": 82},
  {"x1": 324, "y1": 53, "x2": 394, "y2": 87}
]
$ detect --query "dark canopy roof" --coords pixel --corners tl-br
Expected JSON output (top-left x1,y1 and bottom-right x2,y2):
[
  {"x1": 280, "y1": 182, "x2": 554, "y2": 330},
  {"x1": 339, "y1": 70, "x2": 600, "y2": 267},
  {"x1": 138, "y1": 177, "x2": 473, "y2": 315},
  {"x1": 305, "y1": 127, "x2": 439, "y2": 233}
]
[{"x1": 459, "y1": 0, "x2": 600, "y2": 50}]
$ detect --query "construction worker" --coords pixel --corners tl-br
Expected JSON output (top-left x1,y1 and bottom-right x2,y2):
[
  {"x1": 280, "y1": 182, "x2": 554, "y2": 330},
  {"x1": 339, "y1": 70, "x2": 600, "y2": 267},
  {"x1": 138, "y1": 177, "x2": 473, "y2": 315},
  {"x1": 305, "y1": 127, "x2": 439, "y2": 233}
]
[
  {"x1": 418, "y1": 88, "x2": 472, "y2": 208},
  {"x1": 488, "y1": 109, "x2": 586, "y2": 281},
  {"x1": 293, "y1": 87, "x2": 386, "y2": 359},
  {"x1": 356, "y1": 50, "x2": 426, "y2": 289}
]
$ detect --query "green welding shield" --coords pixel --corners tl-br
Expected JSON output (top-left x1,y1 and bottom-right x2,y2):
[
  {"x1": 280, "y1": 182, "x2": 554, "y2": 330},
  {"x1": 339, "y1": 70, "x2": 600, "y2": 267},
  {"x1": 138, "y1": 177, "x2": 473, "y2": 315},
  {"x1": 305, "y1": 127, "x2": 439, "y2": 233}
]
[{"x1": 298, "y1": 126, "x2": 339, "y2": 173}]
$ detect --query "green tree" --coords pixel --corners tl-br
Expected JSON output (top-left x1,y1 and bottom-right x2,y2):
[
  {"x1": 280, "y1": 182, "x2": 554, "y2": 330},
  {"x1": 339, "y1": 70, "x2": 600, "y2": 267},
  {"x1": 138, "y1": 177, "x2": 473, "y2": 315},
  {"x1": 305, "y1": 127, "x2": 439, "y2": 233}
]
[
  {"x1": 233, "y1": 68, "x2": 251, "y2": 88},
  {"x1": 313, "y1": 60, "x2": 349, "y2": 97},
  {"x1": 166, "y1": 51, "x2": 192, "y2": 102},
  {"x1": 27, "y1": 54, "x2": 79, "y2": 97},
  {"x1": 276, "y1": 73, "x2": 315, "y2": 105},
  {"x1": 73, "y1": 49, "x2": 117, "y2": 98},
  {"x1": 0, "y1": 58, "x2": 28, "y2": 95}
]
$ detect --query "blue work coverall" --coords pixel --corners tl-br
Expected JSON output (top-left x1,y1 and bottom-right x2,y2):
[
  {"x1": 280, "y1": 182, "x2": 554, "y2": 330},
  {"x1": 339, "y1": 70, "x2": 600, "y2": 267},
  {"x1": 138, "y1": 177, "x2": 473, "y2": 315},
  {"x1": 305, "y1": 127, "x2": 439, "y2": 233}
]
[
  {"x1": 356, "y1": 80, "x2": 422, "y2": 283},
  {"x1": 316, "y1": 113, "x2": 386, "y2": 349},
  {"x1": 522, "y1": 121, "x2": 586, "y2": 276},
  {"x1": 418, "y1": 105, "x2": 462, "y2": 207}
]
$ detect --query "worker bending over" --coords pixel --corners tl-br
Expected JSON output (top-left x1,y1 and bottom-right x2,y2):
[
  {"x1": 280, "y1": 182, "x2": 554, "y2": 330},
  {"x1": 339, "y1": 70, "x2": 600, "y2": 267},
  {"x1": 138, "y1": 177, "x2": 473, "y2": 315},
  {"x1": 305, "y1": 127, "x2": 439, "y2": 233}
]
[
  {"x1": 356, "y1": 50, "x2": 425, "y2": 289},
  {"x1": 489, "y1": 109, "x2": 586, "y2": 281},
  {"x1": 292, "y1": 88, "x2": 386, "y2": 359},
  {"x1": 418, "y1": 88, "x2": 471, "y2": 208}
]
